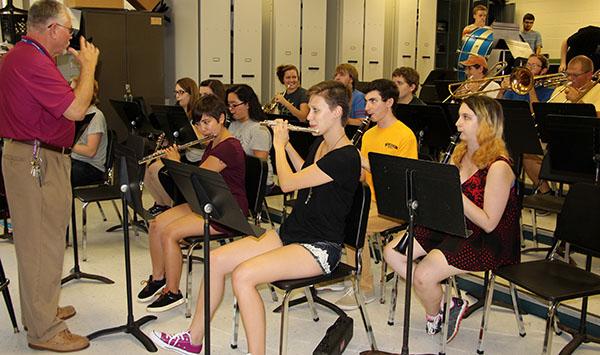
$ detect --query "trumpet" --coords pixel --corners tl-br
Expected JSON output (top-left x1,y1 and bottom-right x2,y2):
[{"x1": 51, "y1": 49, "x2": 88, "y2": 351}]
[
  {"x1": 262, "y1": 85, "x2": 289, "y2": 114},
  {"x1": 260, "y1": 120, "x2": 319, "y2": 134},
  {"x1": 137, "y1": 135, "x2": 215, "y2": 165}
]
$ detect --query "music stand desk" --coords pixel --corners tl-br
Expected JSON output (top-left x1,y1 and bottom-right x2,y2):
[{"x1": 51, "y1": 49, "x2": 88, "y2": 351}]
[
  {"x1": 394, "y1": 104, "x2": 454, "y2": 151},
  {"x1": 532, "y1": 102, "x2": 596, "y2": 143},
  {"x1": 110, "y1": 99, "x2": 157, "y2": 137},
  {"x1": 369, "y1": 153, "x2": 468, "y2": 355},
  {"x1": 150, "y1": 104, "x2": 197, "y2": 145}
]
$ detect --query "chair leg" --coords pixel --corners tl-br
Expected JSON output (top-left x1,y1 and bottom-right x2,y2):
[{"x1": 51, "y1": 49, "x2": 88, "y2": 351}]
[
  {"x1": 262, "y1": 199, "x2": 274, "y2": 227},
  {"x1": 509, "y1": 283, "x2": 526, "y2": 337},
  {"x1": 542, "y1": 303, "x2": 558, "y2": 355},
  {"x1": 269, "y1": 285, "x2": 279, "y2": 302},
  {"x1": 387, "y1": 273, "x2": 399, "y2": 325},
  {"x1": 477, "y1": 274, "x2": 497, "y2": 354},
  {"x1": 530, "y1": 208, "x2": 538, "y2": 248},
  {"x1": 279, "y1": 291, "x2": 292, "y2": 355},
  {"x1": 0, "y1": 258, "x2": 19, "y2": 333},
  {"x1": 304, "y1": 287, "x2": 319, "y2": 322},
  {"x1": 440, "y1": 277, "x2": 453, "y2": 355},
  {"x1": 352, "y1": 278, "x2": 377, "y2": 351},
  {"x1": 185, "y1": 243, "x2": 198, "y2": 318},
  {"x1": 82, "y1": 202, "x2": 89, "y2": 262},
  {"x1": 378, "y1": 233, "x2": 387, "y2": 304},
  {"x1": 96, "y1": 201, "x2": 108, "y2": 222},
  {"x1": 111, "y1": 200, "x2": 123, "y2": 224},
  {"x1": 230, "y1": 297, "x2": 240, "y2": 349}
]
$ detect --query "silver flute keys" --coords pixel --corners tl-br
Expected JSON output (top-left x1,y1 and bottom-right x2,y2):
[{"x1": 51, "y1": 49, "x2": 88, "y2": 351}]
[{"x1": 260, "y1": 120, "x2": 319, "y2": 134}]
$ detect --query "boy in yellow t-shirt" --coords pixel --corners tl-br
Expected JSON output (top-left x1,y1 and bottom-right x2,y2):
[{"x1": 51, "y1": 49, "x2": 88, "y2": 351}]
[{"x1": 335, "y1": 78, "x2": 418, "y2": 310}]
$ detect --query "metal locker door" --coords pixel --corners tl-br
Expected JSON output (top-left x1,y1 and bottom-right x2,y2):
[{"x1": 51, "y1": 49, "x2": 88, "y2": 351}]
[
  {"x1": 301, "y1": 0, "x2": 327, "y2": 89},
  {"x1": 199, "y1": 0, "x2": 230, "y2": 84},
  {"x1": 339, "y1": 0, "x2": 365, "y2": 80},
  {"x1": 395, "y1": 0, "x2": 417, "y2": 69},
  {"x1": 363, "y1": 0, "x2": 385, "y2": 81},
  {"x1": 233, "y1": 0, "x2": 262, "y2": 97},
  {"x1": 416, "y1": 0, "x2": 437, "y2": 81},
  {"x1": 271, "y1": 0, "x2": 301, "y2": 97}
]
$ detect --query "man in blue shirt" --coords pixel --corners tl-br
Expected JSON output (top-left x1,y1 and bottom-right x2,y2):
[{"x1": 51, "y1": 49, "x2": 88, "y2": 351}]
[
  {"x1": 502, "y1": 54, "x2": 553, "y2": 103},
  {"x1": 520, "y1": 13, "x2": 542, "y2": 55},
  {"x1": 334, "y1": 63, "x2": 367, "y2": 138}
]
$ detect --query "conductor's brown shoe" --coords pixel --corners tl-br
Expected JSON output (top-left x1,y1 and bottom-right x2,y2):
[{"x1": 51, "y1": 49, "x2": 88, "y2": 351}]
[
  {"x1": 57, "y1": 305, "x2": 76, "y2": 320},
  {"x1": 28, "y1": 329, "x2": 89, "y2": 352}
]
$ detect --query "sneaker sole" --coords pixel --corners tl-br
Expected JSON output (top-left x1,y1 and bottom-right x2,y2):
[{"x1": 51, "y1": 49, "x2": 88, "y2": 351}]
[
  {"x1": 150, "y1": 332, "x2": 199, "y2": 355},
  {"x1": 316, "y1": 285, "x2": 347, "y2": 292},
  {"x1": 447, "y1": 302, "x2": 469, "y2": 343},
  {"x1": 146, "y1": 297, "x2": 186, "y2": 313},
  {"x1": 137, "y1": 284, "x2": 166, "y2": 303},
  {"x1": 29, "y1": 341, "x2": 90, "y2": 352}
]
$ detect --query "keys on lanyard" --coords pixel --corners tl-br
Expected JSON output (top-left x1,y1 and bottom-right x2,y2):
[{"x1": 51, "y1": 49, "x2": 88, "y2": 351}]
[{"x1": 30, "y1": 140, "x2": 43, "y2": 187}]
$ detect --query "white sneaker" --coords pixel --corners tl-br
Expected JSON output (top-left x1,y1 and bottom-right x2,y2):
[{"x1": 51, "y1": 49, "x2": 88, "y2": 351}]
[
  {"x1": 334, "y1": 288, "x2": 375, "y2": 311},
  {"x1": 316, "y1": 281, "x2": 346, "y2": 292}
]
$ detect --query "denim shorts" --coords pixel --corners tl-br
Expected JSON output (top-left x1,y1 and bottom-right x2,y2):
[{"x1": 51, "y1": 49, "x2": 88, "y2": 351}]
[{"x1": 297, "y1": 241, "x2": 343, "y2": 275}]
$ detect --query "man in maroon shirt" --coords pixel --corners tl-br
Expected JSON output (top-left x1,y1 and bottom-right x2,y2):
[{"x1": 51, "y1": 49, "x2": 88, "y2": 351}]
[{"x1": 0, "y1": 0, "x2": 98, "y2": 352}]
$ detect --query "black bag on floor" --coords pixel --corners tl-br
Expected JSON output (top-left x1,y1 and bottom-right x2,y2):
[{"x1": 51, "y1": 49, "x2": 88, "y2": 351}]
[{"x1": 313, "y1": 315, "x2": 353, "y2": 355}]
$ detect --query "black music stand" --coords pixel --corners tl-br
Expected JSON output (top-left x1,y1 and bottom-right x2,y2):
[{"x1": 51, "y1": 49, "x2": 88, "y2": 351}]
[
  {"x1": 87, "y1": 148, "x2": 157, "y2": 352},
  {"x1": 393, "y1": 104, "x2": 453, "y2": 157},
  {"x1": 545, "y1": 114, "x2": 599, "y2": 183},
  {"x1": 368, "y1": 153, "x2": 469, "y2": 355},
  {"x1": 110, "y1": 99, "x2": 158, "y2": 138},
  {"x1": 433, "y1": 103, "x2": 459, "y2": 134},
  {"x1": 149, "y1": 105, "x2": 197, "y2": 145},
  {"x1": 162, "y1": 159, "x2": 263, "y2": 355},
  {"x1": 531, "y1": 102, "x2": 596, "y2": 143},
  {"x1": 73, "y1": 112, "x2": 96, "y2": 145},
  {"x1": 497, "y1": 99, "x2": 544, "y2": 173}
]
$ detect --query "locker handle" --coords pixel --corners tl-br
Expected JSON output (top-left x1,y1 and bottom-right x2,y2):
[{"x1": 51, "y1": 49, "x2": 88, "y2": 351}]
[
  {"x1": 241, "y1": 74, "x2": 255, "y2": 78},
  {"x1": 209, "y1": 74, "x2": 224, "y2": 78},
  {"x1": 402, "y1": 55, "x2": 412, "y2": 58},
  {"x1": 347, "y1": 60, "x2": 358, "y2": 64},
  {"x1": 369, "y1": 61, "x2": 379, "y2": 64},
  {"x1": 308, "y1": 67, "x2": 320, "y2": 70},
  {"x1": 422, "y1": 56, "x2": 431, "y2": 59}
]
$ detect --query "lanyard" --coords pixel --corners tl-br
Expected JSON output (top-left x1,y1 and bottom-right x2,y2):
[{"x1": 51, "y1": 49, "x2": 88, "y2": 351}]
[{"x1": 20, "y1": 38, "x2": 47, "y2": 56}]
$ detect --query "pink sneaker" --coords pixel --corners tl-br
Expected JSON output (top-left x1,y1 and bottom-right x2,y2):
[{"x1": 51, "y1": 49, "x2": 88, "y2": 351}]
[{"x1": 151, "y1": 330, "x2": 202, "y2": 355}]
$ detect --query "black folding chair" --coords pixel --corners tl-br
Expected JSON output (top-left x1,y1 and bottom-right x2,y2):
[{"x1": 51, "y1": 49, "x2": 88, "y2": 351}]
[
  {"x1": 230, "y1": 183, "x2": 378, "y2": 354},
  {"x1": 477, "y1": 183, "x2": 600, "y2": 355}
]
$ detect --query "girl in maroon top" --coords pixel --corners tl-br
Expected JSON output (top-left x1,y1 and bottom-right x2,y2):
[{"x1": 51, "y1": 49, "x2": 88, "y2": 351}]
[
  {"x1": 138, "y1": 94, "x2": 247, "y2": 312},
  {"x1": 384, "y1": 96, "x2": 520, "y2": 343}
]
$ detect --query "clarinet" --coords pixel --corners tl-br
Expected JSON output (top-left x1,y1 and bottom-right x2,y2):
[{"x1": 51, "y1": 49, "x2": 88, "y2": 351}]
[
  {"x1": 394, "y1": 133, "x2": 461, "y2": 254},
  {"x1": 351, "y1": 115, "x2": 371, "y2": 146}
]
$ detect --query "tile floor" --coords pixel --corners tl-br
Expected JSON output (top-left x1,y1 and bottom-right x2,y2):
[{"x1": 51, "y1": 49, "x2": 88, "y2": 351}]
[{"x1": 0, "y1": 195, "x2": 599, "y2": 355}]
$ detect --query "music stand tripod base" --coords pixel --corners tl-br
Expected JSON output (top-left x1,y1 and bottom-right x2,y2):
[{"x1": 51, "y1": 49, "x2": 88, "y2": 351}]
[{"x1": 62, "y1": 199, "x2": 114, "y2": 285}]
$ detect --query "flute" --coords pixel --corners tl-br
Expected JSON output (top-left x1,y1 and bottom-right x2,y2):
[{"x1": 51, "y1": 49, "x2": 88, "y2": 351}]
[
  {"x1": 260, "y1": 120, "x2": 319, "y2": 134},
  {"x1": 137, "y1": 135, "x2": 215, "y2": 165}
]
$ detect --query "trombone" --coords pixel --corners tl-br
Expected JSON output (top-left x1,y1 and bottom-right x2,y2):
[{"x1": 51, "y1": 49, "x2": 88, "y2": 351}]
[
  {"x1": 548, "y1": 69, "x2": 600, "y2": 103},
  {"x1": 447, "y1": 65, "x2": 569, "y2": 100},
  {"x1": 445, "y1": 61, "x2": 507, "y2": 102}
]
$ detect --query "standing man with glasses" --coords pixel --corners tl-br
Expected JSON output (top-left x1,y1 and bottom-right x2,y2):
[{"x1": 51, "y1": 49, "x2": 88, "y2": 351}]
[
  {"x1": 0, "y1": 0, "x2": 99, "y2": 352},
  {"x1": 550, "y1": 55, "x2": 600, "y2": 115},
  {"x1": 520, "y1": 13, "x2": 543, "y2": 55}
]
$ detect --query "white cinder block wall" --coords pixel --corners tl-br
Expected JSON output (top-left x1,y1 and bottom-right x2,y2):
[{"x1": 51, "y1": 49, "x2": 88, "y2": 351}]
[{"x1": 511, "y1": 0, "x2": 600, "y2": 60}]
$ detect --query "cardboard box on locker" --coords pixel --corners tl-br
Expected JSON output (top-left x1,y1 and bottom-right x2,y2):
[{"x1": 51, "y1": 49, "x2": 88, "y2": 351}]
[
  {"x1": 126, "y1": 0, "x2": 162, "y2": 11},
  {"x1": 65, "y1": 0, "x2": 124, "y2": 9}
]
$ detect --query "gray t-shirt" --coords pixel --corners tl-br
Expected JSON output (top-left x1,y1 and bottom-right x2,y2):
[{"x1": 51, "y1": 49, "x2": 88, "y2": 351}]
[
  {"x1": 520, "y1": 30, "x2": 542, "y2": 52},
  {"x1": 71, "y1": 105, "x2": 108, "y2": 172},
  {"x1": 228, "y1": 119, "x2": 274, "y2": 186}
]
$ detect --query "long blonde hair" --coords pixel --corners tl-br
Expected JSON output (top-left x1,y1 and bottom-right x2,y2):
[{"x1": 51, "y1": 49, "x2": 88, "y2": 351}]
[{"x1": 452, "y1": 96, "x2": 510, "y2": 169}]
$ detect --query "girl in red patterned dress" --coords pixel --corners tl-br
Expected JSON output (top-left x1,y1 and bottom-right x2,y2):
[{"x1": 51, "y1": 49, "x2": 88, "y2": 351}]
[{"x1": 384, "y1": 95, "x2": 520, "y2": 343}]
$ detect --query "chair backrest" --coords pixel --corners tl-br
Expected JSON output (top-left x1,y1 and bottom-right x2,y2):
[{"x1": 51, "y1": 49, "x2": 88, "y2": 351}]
[
  {"x1": 554, "y1": 183, "x2": 600, "y2": 256},
  {"x1": 343, "y1": 183, "x2": 371, "y2": 251},
  {"x1": 244, "y1": 155, "x2": 268, "y2": 223}
]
